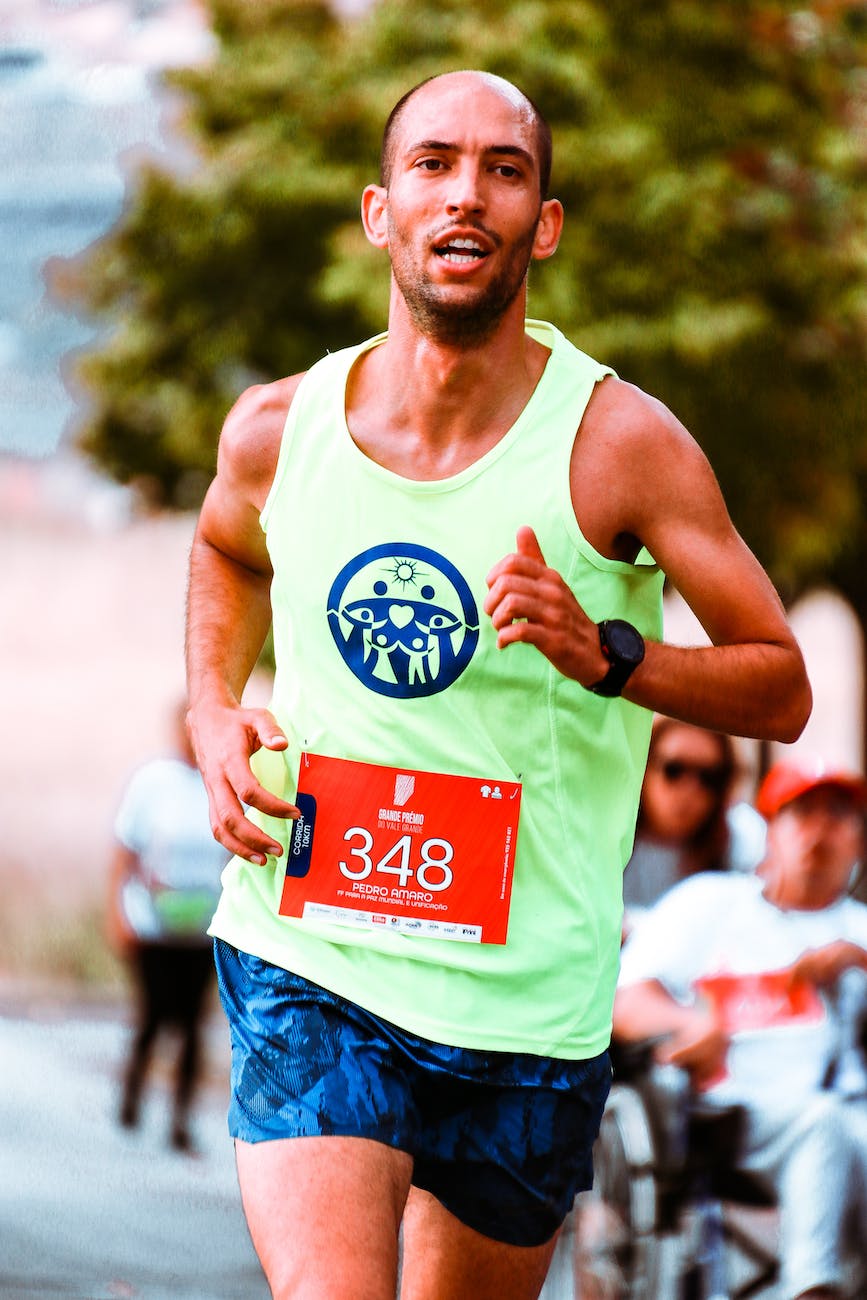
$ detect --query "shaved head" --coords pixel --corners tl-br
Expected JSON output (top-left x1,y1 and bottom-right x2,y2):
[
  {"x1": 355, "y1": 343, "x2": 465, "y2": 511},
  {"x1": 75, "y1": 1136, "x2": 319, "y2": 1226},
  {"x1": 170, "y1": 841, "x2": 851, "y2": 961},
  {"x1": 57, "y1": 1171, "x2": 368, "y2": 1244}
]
[{"x1": 380, "y1": 71, "x2": 552, "y2": 200}]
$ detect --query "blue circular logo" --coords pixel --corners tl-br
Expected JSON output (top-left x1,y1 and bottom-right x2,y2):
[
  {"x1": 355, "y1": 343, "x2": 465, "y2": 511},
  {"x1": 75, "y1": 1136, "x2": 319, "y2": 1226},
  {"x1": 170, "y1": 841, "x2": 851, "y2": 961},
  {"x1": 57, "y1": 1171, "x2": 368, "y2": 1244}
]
[{"x1": 327, "y1": 542, "x2": 479, "y2": 698}]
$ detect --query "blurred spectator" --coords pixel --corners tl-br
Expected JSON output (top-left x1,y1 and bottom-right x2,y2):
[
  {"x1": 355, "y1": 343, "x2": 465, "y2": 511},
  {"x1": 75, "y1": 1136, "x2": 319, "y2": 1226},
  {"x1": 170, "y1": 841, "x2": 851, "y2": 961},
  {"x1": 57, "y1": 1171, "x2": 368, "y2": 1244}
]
[
  {"x1": 107, "y1": 702, "x2": 229, "y2": 1152},
  {"x1": 622, "y1": 719, "x2": 765, "y2": 927},
  {"x1": 614, "y1": 756, "x2": 867, "y2": 1300}
]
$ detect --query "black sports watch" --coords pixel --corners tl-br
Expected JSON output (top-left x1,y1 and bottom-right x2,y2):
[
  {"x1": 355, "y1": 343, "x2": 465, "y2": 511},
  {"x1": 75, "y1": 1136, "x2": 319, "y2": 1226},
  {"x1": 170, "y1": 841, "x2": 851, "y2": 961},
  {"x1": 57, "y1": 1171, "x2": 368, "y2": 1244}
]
[{"x1": 589, "y1": 619, "x2": 645, "y2": 698}]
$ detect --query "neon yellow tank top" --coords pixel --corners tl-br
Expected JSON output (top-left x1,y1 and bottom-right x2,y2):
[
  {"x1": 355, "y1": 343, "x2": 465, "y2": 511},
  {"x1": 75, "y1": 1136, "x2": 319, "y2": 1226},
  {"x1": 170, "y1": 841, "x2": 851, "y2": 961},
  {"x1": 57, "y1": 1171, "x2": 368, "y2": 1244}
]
[{"x1": 209, "y1": 320, "x2": 664, "y2": 1058}]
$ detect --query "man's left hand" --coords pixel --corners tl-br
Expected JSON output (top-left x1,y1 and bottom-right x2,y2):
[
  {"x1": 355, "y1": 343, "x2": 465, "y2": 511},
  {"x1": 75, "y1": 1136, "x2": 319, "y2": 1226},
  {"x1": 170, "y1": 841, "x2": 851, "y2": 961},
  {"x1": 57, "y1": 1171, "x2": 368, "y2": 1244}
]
[{"x1": 484, "y1": 527, "x2": 607, "y2": 685}]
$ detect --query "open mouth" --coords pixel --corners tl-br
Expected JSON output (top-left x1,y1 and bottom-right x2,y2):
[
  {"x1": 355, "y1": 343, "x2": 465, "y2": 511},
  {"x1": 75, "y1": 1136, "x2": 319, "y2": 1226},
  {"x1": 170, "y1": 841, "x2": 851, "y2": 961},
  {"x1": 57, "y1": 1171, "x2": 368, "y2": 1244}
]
[{"x1": 434, "y1": 237, "x2": 488, "y2": 265}]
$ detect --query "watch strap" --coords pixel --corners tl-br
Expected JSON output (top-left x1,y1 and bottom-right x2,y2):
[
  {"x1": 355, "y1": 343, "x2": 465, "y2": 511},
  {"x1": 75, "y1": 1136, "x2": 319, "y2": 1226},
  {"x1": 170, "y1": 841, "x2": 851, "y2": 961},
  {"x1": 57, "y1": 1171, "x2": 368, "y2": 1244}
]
[{"x1": 589, "y1": 620, "x2": 644, "y2": 698}]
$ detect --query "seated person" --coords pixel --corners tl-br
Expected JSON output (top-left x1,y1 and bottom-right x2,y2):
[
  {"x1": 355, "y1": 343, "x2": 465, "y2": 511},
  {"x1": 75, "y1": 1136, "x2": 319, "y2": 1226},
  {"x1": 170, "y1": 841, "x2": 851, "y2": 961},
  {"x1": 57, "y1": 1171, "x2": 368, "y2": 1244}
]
[
  {"x1": 614, "y1": 756, "x2": 867, "y2": 1300},
  {"x1": 623, "y1": 719, "x2": 765, "y2": 929}
]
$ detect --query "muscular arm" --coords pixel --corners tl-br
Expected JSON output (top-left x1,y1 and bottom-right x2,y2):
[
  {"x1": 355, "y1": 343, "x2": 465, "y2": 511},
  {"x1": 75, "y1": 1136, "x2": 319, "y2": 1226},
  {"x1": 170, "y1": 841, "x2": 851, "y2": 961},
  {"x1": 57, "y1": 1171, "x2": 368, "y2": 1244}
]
[
  {"x1": 485, "y1": 378, "x2": 811, "y2": 741},
  {"x1": 612, "y1": 386, "x2": 809, "y2": 738},
  {"x1": 185, "y1": 375, "x2": 303, "y2": 863}
]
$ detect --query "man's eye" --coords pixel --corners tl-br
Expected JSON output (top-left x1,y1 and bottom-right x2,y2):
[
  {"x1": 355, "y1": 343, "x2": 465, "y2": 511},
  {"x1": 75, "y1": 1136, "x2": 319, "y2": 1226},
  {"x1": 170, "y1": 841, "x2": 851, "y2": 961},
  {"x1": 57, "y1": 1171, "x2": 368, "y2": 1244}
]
[
  {"x1": 417, "y1": 158, "x2": 445, "y2": 171},
  {"x1": 495, "y1": 164, "x2": 520, "y2": 178}
]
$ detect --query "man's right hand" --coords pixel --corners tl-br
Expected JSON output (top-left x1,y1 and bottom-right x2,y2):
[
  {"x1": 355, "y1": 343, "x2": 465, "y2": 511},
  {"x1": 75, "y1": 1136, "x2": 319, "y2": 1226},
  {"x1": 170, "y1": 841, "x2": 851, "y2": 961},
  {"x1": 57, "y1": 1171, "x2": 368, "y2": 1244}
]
[{"x1": 187, "y1": 702, "x2": 300, "y2": 865}]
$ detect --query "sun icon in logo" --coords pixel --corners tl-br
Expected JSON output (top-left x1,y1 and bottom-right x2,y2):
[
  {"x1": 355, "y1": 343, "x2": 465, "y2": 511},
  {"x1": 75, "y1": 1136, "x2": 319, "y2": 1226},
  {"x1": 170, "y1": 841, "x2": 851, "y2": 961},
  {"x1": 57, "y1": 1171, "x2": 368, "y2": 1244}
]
[{"x1": 388, "y1": 557, "x2": 425, "y2": 590}]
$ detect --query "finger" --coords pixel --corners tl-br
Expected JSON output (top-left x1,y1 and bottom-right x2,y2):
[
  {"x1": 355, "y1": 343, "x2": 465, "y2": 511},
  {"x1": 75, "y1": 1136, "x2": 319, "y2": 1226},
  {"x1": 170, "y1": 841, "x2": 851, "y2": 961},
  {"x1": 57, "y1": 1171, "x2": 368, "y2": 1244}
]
[
  {"x1": 484, "y1": 561, "x2": 561, "y2": 613},
  {"x1": 515, "y1": 525, "x2": 546, "y2": 563},
  {"x1": 483, "y1": 573, "x2": 546, "y2": 619},
  {"x1": 243, "y1": 787, "x2": 302, "y2": 820},
  {"x1": 486, "y1": 548, "x2": 546, "y2": 589},
  {"x1": 211, "y1": 782, "x2": 295, "y2": 864},
  {"x1": 251, "y1": 711, "x2": 289, "y2": 751},
  {"x1": 225, "y1": 763, "x2": 301, "y2": 821},
  {"x1": 215, "y1": 817, "x2": 284, "y2": 866},
  {"x1": 490, "y1": 597, "x2": 545, "y2": 633},
  {"x1": 485, "y1": 553, "x2": 517, "y2": 588},
  {"x1": 495, "y1": 620, "x2": 550, "y2": 652}
]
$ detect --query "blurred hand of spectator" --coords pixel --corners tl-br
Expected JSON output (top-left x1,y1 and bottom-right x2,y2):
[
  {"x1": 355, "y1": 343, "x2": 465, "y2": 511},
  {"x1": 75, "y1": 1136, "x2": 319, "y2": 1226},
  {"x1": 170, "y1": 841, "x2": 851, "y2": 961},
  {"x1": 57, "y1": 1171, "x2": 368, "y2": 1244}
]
[
  {"x1": 655, "y1": 1007, "x2": 729, "y2": 1090},
  {"x1": 790, "y1": 941, "x2": 867, "y2": 991}
]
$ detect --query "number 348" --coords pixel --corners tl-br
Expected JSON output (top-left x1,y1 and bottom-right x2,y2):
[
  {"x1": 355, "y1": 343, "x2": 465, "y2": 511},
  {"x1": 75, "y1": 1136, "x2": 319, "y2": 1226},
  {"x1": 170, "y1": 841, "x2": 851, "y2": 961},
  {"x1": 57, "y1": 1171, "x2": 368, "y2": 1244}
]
[{"x1": 339, "y1": 828, "x2": 454, "y2": 892}]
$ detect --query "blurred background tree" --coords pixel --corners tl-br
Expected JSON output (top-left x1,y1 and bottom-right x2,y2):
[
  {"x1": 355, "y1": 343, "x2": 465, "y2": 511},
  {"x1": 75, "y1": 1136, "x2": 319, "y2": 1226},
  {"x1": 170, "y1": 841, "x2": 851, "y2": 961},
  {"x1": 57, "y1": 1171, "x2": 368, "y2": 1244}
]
[{"x1": 63, "y1": 0, "x2": 867, "y2": 606}]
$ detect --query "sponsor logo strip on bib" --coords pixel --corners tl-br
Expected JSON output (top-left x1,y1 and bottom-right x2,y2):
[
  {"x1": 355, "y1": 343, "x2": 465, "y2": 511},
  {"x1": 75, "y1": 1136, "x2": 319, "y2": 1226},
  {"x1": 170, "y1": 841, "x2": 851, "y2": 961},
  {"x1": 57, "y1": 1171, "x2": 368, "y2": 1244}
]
[{"x1": 278, "y1": 753, "x2": 521, "y2": 944}]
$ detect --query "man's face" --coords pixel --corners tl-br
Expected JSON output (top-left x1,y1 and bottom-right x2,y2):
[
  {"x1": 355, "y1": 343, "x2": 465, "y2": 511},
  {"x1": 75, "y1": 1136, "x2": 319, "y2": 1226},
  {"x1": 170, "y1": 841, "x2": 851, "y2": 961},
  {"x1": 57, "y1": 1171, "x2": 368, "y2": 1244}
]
[
  {"x1": 766, "y1": 785, "x2": 864, "y2": 907},
  {"x1": 376, "y1": 75, "x2": 557, "y2": 345}
]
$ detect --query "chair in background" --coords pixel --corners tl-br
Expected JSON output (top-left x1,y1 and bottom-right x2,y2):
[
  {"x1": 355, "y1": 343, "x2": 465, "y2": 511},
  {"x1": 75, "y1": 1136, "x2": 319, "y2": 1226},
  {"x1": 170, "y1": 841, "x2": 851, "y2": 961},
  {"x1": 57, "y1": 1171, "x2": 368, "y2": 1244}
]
[{"x1": 570, "y1": 1046, "x2": 779, "y2": 1300}]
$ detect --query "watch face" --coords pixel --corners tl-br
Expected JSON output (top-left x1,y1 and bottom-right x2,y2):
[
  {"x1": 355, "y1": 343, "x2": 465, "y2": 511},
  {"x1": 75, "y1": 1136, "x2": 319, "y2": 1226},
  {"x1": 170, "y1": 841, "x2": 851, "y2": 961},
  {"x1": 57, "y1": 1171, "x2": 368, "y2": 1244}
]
[{"x1": 605, "y1": 619, "x2": 645, "y2": 664}]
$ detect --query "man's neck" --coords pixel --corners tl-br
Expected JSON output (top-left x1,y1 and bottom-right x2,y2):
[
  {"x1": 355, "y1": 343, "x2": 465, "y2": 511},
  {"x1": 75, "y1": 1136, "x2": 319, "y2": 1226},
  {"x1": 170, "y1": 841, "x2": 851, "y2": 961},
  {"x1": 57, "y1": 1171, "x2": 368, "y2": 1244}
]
[
  {"x1": 761, "y1": 873, "x2": 842, "y2": 913},
  {"x1": 345, "y1": 297, "x2": 550, "y2": 480}
]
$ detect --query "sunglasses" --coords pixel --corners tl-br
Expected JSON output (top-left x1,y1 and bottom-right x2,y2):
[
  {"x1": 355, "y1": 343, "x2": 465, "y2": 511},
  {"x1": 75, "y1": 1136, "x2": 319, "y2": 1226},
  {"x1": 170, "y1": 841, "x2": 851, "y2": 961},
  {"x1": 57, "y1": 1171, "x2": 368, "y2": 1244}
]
[{"x1": 654, "y1": 758, "x2": 729, "y2": 793}]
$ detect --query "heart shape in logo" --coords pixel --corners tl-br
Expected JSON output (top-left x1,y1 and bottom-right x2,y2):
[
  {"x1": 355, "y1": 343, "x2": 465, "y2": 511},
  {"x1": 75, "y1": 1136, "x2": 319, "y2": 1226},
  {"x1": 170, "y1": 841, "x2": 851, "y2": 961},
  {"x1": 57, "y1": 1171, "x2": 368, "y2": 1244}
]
[{"x1": 389, "y1": 604, "x2": 415, "y2": 629}]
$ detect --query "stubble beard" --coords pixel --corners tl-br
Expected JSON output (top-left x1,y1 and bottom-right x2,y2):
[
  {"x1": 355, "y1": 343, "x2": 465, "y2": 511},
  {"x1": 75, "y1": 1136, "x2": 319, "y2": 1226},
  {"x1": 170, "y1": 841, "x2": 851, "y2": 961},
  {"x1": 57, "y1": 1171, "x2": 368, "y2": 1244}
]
[{"x1": 388, "y1": 217, "x2": 539, "y2": 347}]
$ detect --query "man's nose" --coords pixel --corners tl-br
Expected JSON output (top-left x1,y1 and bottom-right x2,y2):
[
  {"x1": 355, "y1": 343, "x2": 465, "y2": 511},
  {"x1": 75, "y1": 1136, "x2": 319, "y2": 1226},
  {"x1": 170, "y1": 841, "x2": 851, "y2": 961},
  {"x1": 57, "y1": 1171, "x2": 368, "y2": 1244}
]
[{"x1": 445, "y1": 162, "x2": 485, "y2": 215}]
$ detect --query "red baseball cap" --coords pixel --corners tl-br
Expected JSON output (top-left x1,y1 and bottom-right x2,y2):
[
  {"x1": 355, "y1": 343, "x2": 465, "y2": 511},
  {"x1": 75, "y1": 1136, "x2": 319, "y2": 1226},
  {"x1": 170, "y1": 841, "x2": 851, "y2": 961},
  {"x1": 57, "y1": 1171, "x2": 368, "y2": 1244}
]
[{"x1": 756, "y1": 756, "x2": 867, "y2": 820}]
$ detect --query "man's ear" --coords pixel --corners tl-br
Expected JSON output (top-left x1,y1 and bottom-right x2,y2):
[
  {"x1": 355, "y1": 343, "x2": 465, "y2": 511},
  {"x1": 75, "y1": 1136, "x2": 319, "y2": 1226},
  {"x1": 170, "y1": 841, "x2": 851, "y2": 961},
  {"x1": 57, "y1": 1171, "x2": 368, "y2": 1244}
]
[
  {"x1": 531, "y1": 198, "x2": 564, "y2": 262},
  {"x1": 361, "y1": 184, "x2": 389, "y2": 250}
]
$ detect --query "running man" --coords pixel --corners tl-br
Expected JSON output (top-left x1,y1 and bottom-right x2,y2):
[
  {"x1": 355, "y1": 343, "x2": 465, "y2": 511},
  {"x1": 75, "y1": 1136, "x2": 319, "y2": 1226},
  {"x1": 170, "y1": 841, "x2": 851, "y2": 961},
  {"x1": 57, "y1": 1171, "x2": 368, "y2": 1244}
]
[{"x1": 186, "y1": 70, "x2": 811, "y2": 1300}]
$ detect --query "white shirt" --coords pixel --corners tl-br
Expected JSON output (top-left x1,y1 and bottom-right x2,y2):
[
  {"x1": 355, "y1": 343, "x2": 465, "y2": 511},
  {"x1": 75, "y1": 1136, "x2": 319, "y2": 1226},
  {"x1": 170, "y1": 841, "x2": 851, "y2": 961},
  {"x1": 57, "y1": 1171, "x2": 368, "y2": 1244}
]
[
  {"x1": 618, "y1": 871, "x2": 867, "y2": 1110},
  {"x1": 114, "y1": 758, "x2": 229, "y2": 941}
]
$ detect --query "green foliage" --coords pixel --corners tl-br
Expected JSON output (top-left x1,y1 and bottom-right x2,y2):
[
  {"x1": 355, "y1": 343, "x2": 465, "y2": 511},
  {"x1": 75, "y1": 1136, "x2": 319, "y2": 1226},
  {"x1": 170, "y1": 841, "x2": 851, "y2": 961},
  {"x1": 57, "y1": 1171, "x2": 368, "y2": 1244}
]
[{"x1": 67, "y1": 0, "x2": 867, "y2": 600}]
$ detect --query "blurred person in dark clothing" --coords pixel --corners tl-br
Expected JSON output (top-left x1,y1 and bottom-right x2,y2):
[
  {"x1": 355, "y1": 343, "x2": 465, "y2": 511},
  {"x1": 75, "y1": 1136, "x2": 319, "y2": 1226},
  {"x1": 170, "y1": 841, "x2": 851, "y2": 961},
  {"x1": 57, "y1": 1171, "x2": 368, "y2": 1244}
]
[
  {"x1": 107, "y1": 701, "x2": 229, "y2": 1152},
  {"x1": 615, "y1": 756, "x2": 867, "y2": 1300},
  {"x1": 622, "y1": 718, "x2": 765, "y2": 930}
]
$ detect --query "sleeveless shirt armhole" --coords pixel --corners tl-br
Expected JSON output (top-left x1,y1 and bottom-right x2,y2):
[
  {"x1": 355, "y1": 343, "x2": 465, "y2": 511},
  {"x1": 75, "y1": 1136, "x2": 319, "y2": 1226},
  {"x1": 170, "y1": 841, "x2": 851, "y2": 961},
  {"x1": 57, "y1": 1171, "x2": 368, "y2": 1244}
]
[
  {"x1": 259, "y1": 336, "x2": 385, "y2": 533},
  {"x1": 558, "y1": 365, "x2": 661, "y2": 577},
  {"x1": 564, "y1": 491, "x2": 661, "y2": 575}
]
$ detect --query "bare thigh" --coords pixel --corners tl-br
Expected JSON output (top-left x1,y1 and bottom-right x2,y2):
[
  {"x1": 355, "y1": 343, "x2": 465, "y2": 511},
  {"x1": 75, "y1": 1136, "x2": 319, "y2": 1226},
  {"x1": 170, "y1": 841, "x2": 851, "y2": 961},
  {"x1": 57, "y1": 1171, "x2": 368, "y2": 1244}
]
[
  {"x1": 400, "y1": 1185, "x2": 559, "y2": 1300},
  {"x1": 236, "y1": 1135, "x2": 413, "y2": 1300}
]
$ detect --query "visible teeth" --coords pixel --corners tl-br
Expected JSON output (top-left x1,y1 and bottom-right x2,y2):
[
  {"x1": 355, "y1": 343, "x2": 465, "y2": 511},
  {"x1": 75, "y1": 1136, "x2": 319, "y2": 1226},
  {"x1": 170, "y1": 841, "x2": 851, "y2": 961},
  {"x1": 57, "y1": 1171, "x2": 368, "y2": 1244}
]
[{"x1": 436, "y1": 237, "x2": 485, "y2": 264}]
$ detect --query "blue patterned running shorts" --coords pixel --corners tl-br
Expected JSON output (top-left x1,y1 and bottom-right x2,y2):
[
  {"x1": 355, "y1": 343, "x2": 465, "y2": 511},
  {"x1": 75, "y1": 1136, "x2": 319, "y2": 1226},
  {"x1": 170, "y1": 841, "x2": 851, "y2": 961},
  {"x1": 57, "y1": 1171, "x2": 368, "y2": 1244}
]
[{"x1": 214, "y1": 938, "x2": 611, "y2": 1246}]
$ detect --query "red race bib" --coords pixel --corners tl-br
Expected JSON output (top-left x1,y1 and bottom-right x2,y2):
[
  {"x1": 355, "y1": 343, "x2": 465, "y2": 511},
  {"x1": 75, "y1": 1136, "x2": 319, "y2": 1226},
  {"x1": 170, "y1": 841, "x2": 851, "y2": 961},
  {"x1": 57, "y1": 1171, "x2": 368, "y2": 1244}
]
[{"x1": 278, "y1": 753, "x2": 522, "y2": 944}]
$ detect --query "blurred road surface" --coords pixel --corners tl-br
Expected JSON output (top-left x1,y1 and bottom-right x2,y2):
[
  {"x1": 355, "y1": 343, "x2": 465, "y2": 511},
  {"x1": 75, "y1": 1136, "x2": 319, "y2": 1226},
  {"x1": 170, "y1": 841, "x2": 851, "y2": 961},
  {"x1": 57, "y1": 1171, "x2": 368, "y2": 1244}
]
[
  {"x1": 0, "y1": 986, "x2": 269, "y2": 1299},
  {"x1": 0, "y1": 986, "x2": 778, "y2": 1300},
  {"x1": 0, "y1": 985, "x2": 586, "y2": 1300}
]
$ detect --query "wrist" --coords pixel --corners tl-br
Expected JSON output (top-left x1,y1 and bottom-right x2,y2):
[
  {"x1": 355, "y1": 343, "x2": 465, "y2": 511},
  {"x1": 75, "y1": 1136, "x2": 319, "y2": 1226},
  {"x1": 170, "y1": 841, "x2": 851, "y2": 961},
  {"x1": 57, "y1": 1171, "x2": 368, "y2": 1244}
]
[
  {"x1": 187, "y1": 679, "x2": 242, "y2": 714},
  {"x1": 588, "y1": 619, "x2": 645, "y2": 697}
]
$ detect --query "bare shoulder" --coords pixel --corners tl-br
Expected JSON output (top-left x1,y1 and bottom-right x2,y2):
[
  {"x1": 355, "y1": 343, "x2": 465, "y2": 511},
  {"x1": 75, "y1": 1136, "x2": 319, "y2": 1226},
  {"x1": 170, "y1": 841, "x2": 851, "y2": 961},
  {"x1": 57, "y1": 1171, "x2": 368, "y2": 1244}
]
[
  {"x1": 583, "y1": 375, "x2": 703, "y2": 465},
  {"x1": 574, "y1": 376, "x2": 726, "y2": 560},
  {"x1": 194, "y1": 373, "x2": 306, "y2": 568},
  {"x1": 217, "y1": 373, "x2": 306, "y2": 500}
]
